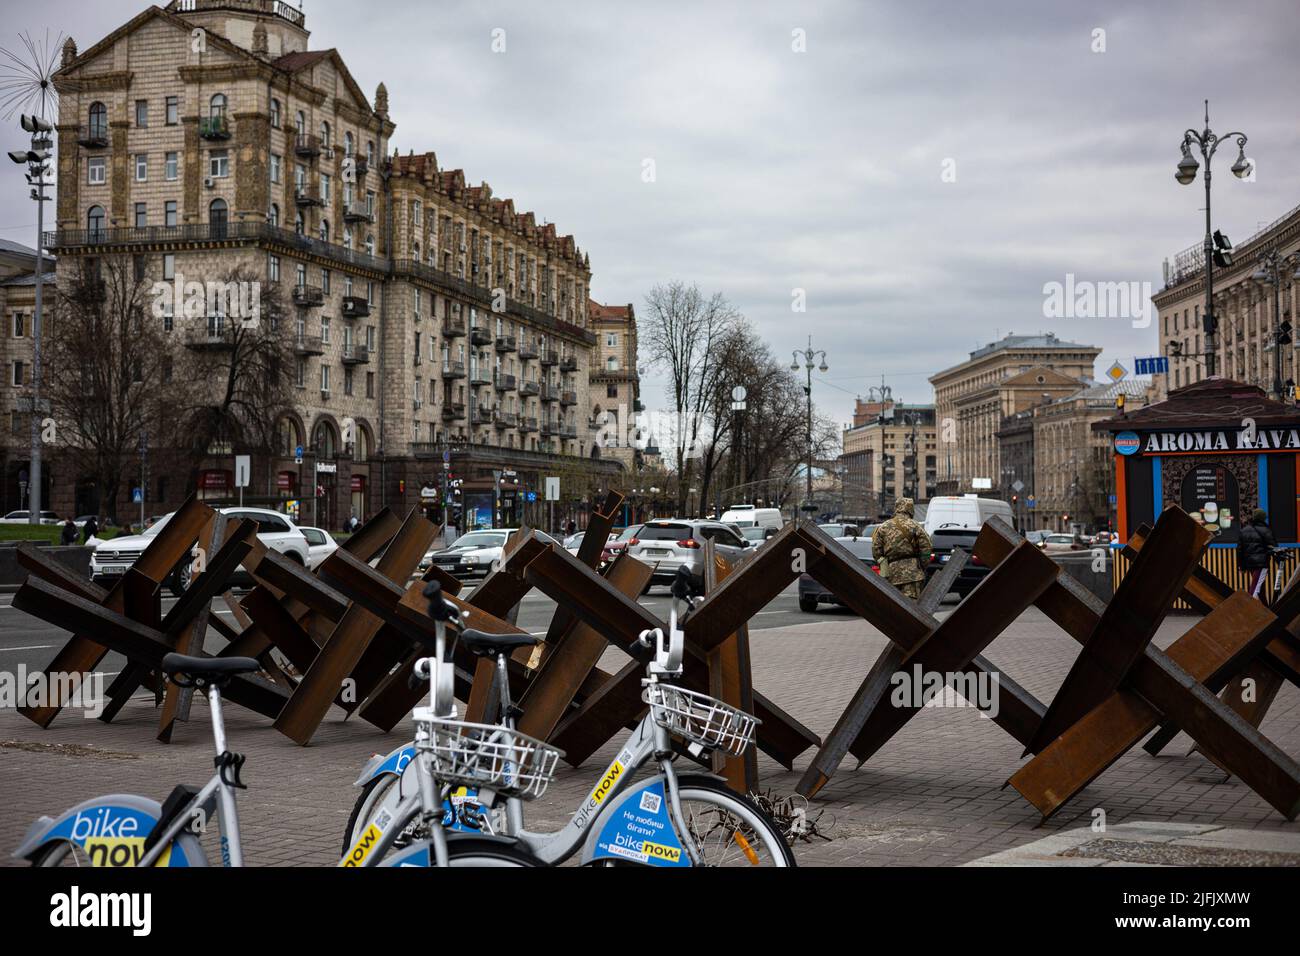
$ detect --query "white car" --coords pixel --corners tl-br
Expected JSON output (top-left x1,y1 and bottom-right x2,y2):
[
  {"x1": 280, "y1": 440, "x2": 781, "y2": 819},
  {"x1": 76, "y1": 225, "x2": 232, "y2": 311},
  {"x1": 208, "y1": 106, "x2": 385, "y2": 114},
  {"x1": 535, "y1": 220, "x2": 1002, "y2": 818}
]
[
  {"x1": 421, "y1": 528, "x2": 559, "y2": 578},
  {"x1": 90, "y1": 507, "x2": 311, "y2": 595},
  {"x1": 299, "y1": 526, "x2": 340, "y2": 570},
  {"x1": 0, "y1": 510, "x2": 60, "y2": 525}
]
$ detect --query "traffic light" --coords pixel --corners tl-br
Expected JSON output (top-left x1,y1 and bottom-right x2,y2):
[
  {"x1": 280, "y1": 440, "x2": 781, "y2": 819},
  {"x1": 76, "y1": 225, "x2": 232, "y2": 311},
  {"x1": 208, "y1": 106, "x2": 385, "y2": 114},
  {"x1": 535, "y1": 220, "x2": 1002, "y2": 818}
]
[
  {"x1": 1212, "y1": 229, "x2": 1234, "y2": 269},
  {"x1": 1011, "y1": 494, "x2": 1018, "y2": 504},
  {"x1": 398, "y1": 479, "x2": 406, "y2": 494},
  {"x1": 1279, "y1": 321, "x2": 1293, "y2": 347}
]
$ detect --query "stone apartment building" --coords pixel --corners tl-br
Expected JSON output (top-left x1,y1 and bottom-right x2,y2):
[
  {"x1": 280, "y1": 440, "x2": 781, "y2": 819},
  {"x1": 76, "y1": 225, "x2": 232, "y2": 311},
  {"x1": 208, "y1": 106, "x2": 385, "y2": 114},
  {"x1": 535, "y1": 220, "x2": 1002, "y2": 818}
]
[
  {"x1": 587, "y1": 300, "x2": 642, "y2": 470},
  {"x1": 839, "y1": 399, "x2": 937, "y2": 520},
  {"x1": 0, "y1": 241, "x2": 57, "y2": 513},
  {"x1": 34, "y1": 0, "x2": 622, "y2": 528},
  {"x1": 930, "y1": 332, "x2": 1100, "y2": 496},
  {"x1": 1157, "y1": 201, "x2": 1300, "y2": 398}
]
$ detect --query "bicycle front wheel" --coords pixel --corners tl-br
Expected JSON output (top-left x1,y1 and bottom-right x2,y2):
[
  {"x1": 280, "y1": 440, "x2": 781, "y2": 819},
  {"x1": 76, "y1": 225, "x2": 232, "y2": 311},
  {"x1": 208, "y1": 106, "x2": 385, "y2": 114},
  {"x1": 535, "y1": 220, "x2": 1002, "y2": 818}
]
[{"x1": 672, "y1": 775, "x2": 796, "y2": 867}]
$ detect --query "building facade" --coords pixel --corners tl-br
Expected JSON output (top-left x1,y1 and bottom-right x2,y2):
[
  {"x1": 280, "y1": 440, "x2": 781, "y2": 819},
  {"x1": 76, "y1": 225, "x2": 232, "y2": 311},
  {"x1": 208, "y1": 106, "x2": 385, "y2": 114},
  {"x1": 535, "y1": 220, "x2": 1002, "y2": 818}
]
[
  {"x1": 587, "y1": 300, "x2": 642, "y2": 470},
  {"x1": 1157, "y1": 202, "x2": 1300, "y2": 398},
  {"x1": 38, "y1": 0, "x2": 624, "y2": 529},
  {"x1": 839, "y1": 399, "x2": 936, "y2": 520},
  {"x1": 0, "y1": 241, "x2": 57, "y2": 514},
  {"x1": 929, "y1": 332, "x2": 1100, "y2": 496}
]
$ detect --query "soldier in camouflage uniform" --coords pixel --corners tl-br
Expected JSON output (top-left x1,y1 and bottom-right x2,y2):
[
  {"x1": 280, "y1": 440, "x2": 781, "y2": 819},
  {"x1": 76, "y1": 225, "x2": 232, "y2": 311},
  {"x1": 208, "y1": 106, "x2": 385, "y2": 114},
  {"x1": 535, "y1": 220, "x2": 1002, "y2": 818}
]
[{"x1": 871, "y1": 498, "x2": 932, "y2": 601}]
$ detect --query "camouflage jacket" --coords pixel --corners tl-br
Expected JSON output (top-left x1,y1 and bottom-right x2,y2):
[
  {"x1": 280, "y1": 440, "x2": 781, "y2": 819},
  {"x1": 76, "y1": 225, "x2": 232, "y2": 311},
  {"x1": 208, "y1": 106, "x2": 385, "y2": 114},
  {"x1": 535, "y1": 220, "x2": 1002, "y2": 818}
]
[{"x1": 871, "y1": 516, "x2": 932, "y2": 585}]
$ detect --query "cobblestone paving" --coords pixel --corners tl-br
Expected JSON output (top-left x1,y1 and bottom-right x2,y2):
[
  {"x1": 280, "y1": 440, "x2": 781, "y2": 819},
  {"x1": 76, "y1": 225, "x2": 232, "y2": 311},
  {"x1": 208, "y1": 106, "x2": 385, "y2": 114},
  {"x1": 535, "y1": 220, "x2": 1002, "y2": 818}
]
[{"x1": 2, "y1": 607, "x2": 1298, "y2": 866}]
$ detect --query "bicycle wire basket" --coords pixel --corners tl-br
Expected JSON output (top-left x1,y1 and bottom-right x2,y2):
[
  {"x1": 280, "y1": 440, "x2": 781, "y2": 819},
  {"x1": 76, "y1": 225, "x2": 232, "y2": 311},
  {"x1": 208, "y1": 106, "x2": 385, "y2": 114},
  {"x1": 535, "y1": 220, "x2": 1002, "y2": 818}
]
[
  {"x1": 417, "y1": 717, "x2": 563, "y2": 802},
  {"x1": 642, "y1": 683, "x2": 760, "y2": 758}
]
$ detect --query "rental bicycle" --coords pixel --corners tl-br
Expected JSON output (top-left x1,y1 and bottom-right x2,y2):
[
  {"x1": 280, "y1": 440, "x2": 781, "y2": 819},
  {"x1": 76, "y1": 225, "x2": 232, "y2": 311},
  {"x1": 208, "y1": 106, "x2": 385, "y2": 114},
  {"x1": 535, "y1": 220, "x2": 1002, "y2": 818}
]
[
  {"x1": 345, "y1": 568, "x2": 796, "y2": 867},
  {"x1": 16, "y1": 619, "x2": 547, "y2": 867}
]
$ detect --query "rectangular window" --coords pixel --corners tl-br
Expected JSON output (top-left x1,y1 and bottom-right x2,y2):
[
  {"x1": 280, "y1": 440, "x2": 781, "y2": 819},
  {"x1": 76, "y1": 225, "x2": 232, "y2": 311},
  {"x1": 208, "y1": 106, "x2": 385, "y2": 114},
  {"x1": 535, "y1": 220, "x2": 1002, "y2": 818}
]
[
  {"x1": 165, "y1": 201, "x2": 177, "y2": 228},
  {"x1": 88, "y1": 157, "x2": 106, "y2": 185},
  {"x1": 134, "y1": 255, "x2": 146, "y2": 281},
  {"x1": 163, "y1": 302, "x2": 173, "y2": 332},
  {"x1": 12, "y1": 361, "x2": 24, "y2": 386},
  {"x1": 366, "y1": 371, "x2": 375, "y2": 399},
  {"x1": 321, "y1": 173, "x2": 331, "y2": 203},
  {"x1": 163, "y1": 254, "x2": 176, "y2": 279},
  {"x1": 296, "y1": 357, "x2": 306, "y2": 388},
  {"x1": 344, "y1": 367, "x2": 354, "y2": 396},
  {"x1": 606, "y1": 332, "x2": 618, "y2": 347},
  {"x1": 134, "y1": 203, "x2": 147, "y2": 228},
  {"x1": 270, "y1": 154, "x2": 282, "y2": 184},
  {"x1": 321, "y1": 317, "x2": 331, "y2": 344},
  {"x1": 166, "y1": 96, "x2": 178, "y2": 125},
  {"x1": 269, "y1": 255, "x2": 280, "y2": 283},
  {"x1": 210, "y1": 150, "x2": 229, "y2": 178},
  {"x1": 321, "y1": 364, "x2": 330, "y2": 392},
  {"x1": 414, "y1": 200, "x2": 422, "y2": 226},
  {"x1": 321, "y1": 269, "x2": 330, "y2": 294},
  {"x1": 135, "y1": 154, "x2": 148, "y2": 182},
  {"x1": 366, "y1": 326, "x2": 375, "y2": 351},
  {"x1": 414, "y1": 331, "x2": 421, "y2": 365},
  {"x1": 135, "y1": 99, "x2": 148, "y2": 127},
  {"x1": 165, "y1": 152, "x2": 178, "y2": 181},
  {"x1": 12, "y1": 313, "x2": 24, "y2": 337}
]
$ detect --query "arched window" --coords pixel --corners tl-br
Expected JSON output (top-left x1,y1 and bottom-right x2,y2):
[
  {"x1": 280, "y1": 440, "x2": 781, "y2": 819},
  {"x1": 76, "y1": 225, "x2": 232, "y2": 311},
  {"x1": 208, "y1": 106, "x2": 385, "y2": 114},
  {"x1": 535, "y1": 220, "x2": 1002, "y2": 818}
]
[
  {"x1": 209, "y1": 198, "x2": 228, "y2": 238},
  {"x1": 268, "y1": 203, "x2": 279, "y2": 227},
  {"x1": 87, "y1": 205, "x2": 106, "y2": 239},
  {"x1": 344, "y1": 131, "x2": 354, "y2": 157},
  {"x1": 319, "y1": 219, "x2": 329, "y2": 243},
  {"x1": 277, "y1": 418, "x2": 302, "y2": 457},
  {"x1": 88, "y1": 102, "x2": 107, "y2": 137},
  {"x1": 209, "y1": 93, "x2": 227, "y2": 119},
  {"x1": 367, "y1": 140, "x2": 375, "y2": 165},
  {"x1": 365, "y1": 234, "x2": 375, "y2": 255},
  {"x1": 313, "y1": 421, "x2": 338, "y2": 459},
  {"x1": 270, "y1": 98, "x2": 281, "y2": 128},
  {"x1": 296, "y1": 110, "x2": 306, "y2": 135},
  {"x1": 353, "y1": 425, "x2": 370, "y2": 462},
  {"x1": 320, "y1": 121, "x2": 331, "y2": 149},
  {"x1": 294, "y1": 211, "x2": 304, "y2": 235},
  {"x1": 606, "y1": 357, "x2": 618, "y2": 371}
]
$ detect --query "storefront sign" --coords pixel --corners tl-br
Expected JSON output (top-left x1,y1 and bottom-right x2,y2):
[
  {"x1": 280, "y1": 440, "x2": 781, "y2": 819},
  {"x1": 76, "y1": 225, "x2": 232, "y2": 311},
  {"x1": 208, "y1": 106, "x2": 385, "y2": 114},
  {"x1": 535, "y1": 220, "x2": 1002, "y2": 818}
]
[
  {"x1": 199, "y1": 469, "x2": 231, "y2": 490},
  {"x1": 1133, "y1": 428, "x2": 1300, "y2": 454},
  {"x1": 350, "y1": 475, "x2": 365, "y2": 493},
  {"x1": 316, "y1": 462, "x2": 337, "y2": 474},
  {"x1": 1179, "y1": 463, "x2": 1240, "y2": 544},
  {"x1": 1114, "y1": 431, "x2": 1141, "y2": 456}
]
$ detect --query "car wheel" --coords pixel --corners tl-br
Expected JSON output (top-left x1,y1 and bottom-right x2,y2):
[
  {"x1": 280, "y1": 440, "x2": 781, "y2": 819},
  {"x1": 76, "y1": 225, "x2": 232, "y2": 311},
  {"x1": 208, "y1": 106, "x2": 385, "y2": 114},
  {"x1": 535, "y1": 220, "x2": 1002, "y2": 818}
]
[
  {"x1": 286, "y1": 551, "x2": 304, "y2": 565},
  {"x1": 169, "y1": 561, "x2": 193, "y2": 598},
  {"x1": 799, "y1": 596, "x2": 819, "y2": 613}
]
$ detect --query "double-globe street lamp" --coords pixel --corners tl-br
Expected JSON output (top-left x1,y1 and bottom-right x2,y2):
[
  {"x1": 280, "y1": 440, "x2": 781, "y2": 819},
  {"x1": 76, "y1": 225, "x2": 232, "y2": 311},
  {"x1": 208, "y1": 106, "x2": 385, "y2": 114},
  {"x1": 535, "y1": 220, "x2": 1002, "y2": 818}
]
[
  {"x1": 1175, "y1": 101, "x2": 1252, "y2": 378},
  {"x1": 8, "y1": 114, "x2": 54, "y2": 525},
  {"x1": 791, "y1": 338, "x2": 828, "y2": 517}
]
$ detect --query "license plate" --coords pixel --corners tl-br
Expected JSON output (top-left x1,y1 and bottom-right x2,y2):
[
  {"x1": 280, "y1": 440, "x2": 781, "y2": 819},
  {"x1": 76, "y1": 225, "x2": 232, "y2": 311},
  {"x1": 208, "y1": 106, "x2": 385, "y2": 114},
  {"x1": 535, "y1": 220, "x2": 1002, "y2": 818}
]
[
  {"x1": 646, "y1": 549, "x2": 671, "y2": 556},
  {"x1": 940, "y1": 555, "x2": 949, "y2": 563},
  {"x1": 100, "y1": 564, "x2": 128, "y2": 573}
]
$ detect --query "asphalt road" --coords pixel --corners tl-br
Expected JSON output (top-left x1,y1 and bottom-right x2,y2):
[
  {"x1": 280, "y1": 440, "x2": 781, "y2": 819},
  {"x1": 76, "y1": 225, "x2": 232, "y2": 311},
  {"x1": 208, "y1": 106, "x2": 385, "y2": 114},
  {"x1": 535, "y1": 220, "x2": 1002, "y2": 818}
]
[{"x1": 0, "y1": 577, "x2": 917, "y2": 688}]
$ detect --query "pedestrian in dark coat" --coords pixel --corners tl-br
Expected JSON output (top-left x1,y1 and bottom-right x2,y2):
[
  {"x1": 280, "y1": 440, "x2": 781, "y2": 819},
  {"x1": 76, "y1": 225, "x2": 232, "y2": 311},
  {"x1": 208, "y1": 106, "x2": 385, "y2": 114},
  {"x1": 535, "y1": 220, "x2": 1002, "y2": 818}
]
[
  {"x1": 1238, "y1": 508, "x2": 1278, "y2": 599},
  {"x1": 82, "y1": 516, "x2": 98, "y2": 543},
  {"x1": 60, "y1": 518, "x2": 77, "y2": 546}
]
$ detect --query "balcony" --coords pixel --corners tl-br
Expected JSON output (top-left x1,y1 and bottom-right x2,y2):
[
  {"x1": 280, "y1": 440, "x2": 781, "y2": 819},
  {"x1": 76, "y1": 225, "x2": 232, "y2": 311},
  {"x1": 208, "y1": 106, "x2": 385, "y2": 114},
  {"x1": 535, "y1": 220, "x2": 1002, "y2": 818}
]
[
  {"x1": 441, "y1": 402, "x2": 466, "y2": 422},
  {"x1": 470, "y1": 405, "x2": 493, "y2": 426},
  {"x1": 561, "y1": 424, "x2": 578, "y2": 439},
  {"x1": 442, "y1": 317, "x2": 466, "y2": 337},
  {"x1": 539, "y1": 349, "x2": 558, "y2": 367},
  {"x1": 518, "y1": 416, "x2": 538, "y2": 433},
  {"x1": 291, "y1": 284, "x2": 324, "y2": 307},
  {"x1": 520, "y1": 379, "x2": 540, "y2": 397},
  {"x1": 344, "y1": 201, "x2": 373, "y2": 224},
  {"x1": 352, "y1": 155, "x2": 369, "y2": 178},
  {"x1": 559, "y1": 390, "x2": 578, "y2": 407},
  {"x1": 541, "y1": 419, "x2": 557, "y2": 437},
  {"x1": 199, "y1": 114, "x2": 231, "y2": 140},
  {"x1": 560, "y1": 355, "x2": 578, "y2": 372},
  {"x1": 518, "y1": 341, "x2": 538, "y2": 360},
  {"x1": 494, "y1": 410, "x2": 517, "y2": 429},
  {"x1": 341, "y1": 344, "x2": 370, "y2": 365},
  {"x1": 469, "y1": 367, "x2": 491, "y2": 386},
  {"x1": 77, "y1": 125, "x2": 109, "y2": 148},
  {"x1": 294, "y1": 334, "x2": 324, "y2": 355},
  {"x1": 341, "y1": 295, "x2": 370, "y2": 318},
  {"x1": 294, "y1": 186, "x2": 323, "y2": 207},
  {"x1": 540, "y1": 383, "x2": 559, "y2": 404},
  {"x1": 494, "y1": 335, "x2": 516, "y2": 353},
  {"x1": 184, "y1": 327, "x2": 235, "y2": 351},
  {"x1": 493, "y1": 372, "x2": 516, "y2": 391},
  {"x1": 441, "y1": 360, "x2": 466, "y2": 380},
  {"x1": 295, "y1": 134, "x2": 321, "y2": 158},
  {"x1": 469, "y1": 325, "x2": 492, "y2": 346}
]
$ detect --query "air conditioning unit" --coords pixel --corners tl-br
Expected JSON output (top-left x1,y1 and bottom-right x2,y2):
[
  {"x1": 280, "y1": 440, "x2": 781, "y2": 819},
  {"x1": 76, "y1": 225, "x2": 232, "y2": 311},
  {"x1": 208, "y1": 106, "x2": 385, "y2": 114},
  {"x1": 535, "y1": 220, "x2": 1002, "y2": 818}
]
[
  {"x1": 413, "y1": 399, "x2": 422, "y2": 409},
  {"x1": 204, "y1": 177, "x2": 215, "y2": 189},
  {"x1": 413, "y1": 311, "x2": 422, "y2": 323}
]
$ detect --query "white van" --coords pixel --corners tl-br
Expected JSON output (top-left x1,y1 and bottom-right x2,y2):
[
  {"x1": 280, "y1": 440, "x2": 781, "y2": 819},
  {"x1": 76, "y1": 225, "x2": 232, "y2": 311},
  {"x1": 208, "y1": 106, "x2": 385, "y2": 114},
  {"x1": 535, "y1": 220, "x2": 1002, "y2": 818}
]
[
  {"x1": 720, "y1": 505, "x2": 783, "y2": 532},
  {"x1": 923, "y1": 495, "x2": 1014, "y2": 535}
]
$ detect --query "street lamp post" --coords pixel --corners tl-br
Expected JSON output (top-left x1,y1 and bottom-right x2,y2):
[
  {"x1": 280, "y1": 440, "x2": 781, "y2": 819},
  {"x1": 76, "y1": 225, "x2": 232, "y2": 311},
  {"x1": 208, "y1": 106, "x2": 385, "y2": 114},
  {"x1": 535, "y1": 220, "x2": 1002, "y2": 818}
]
[
  {"x1": 1251, "y1": 247, "x2": 1300, "y2": 400},
  {"x1": 9, "y1": 114, "x2": 54, "y2": 525},
  {"x1": 1175, "y1": 101, "x2": 1252, "y2": 378},
  {"x1": 791, "y1": 337, "x2": 828, "y2": 518}
]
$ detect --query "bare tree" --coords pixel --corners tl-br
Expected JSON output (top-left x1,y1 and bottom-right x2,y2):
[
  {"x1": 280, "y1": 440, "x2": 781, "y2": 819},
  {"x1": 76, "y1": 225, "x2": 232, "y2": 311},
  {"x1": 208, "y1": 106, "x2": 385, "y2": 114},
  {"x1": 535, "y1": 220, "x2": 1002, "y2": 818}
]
[
  {"x1": 43, "y1": 255, "x2": 185, "y2": 522},
  {"x1": 172, "y1": 266, "x2": 297, "y2": 488},
  {"x1": 642, "y1": 282, "x2": 740, "y2": 514}
]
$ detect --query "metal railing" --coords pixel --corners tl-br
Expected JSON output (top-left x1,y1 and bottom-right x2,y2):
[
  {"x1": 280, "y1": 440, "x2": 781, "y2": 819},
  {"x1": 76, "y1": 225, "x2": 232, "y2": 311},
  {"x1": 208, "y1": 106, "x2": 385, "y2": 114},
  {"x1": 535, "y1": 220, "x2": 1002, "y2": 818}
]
[
  {"x1": 441, "y1": 360, "x2": 466, "y2": 378},
  {"x1": 341, "y1": 344, "x2": 370, "y2": 364},
  {"x1": 77, "y1": 124, "x2": 109, "y2": 147},
  {"x1": 199, "y1": 114, "x2": 231, "y2": 139}
]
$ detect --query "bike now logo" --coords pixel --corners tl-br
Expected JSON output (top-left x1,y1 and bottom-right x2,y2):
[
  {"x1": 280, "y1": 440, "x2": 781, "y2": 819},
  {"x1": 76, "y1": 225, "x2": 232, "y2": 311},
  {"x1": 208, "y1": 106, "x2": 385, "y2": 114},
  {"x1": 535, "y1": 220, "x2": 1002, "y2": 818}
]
[{"x1": 50, "y1": 886, "x2": 152, "y2": 936}]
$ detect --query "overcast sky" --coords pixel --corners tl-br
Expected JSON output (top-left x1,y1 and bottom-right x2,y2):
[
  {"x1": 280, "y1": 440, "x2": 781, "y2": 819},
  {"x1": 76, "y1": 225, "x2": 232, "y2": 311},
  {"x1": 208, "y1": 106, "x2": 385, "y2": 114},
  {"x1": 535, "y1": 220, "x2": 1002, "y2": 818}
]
[{"x1": 3, "y1": 0, "x2": 1299, "y2": 432}]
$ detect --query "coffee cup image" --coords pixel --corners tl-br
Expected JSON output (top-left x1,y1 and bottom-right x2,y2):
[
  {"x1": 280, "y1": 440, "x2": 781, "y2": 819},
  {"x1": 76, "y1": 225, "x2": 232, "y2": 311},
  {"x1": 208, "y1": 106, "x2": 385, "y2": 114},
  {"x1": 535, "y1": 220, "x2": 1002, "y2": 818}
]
[{"x1": 1203, "y1": 501, "x2": 1219, "y2": 524}]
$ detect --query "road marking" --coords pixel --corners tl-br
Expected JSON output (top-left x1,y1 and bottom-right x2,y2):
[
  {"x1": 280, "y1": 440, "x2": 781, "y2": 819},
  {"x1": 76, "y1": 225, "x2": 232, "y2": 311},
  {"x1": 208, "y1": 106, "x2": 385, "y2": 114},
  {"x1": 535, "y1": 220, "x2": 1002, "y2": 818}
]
[{"x1": 0, "y1": 644, "x2": 56, "y2": 652}]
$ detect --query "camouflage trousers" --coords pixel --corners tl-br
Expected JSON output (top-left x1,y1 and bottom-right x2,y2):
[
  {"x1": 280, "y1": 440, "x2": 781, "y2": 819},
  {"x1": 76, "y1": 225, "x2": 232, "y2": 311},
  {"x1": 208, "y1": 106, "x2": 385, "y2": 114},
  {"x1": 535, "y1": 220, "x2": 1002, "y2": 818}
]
[{"x1": 893, "y1": 580, "x2": 922, "y2": 600}]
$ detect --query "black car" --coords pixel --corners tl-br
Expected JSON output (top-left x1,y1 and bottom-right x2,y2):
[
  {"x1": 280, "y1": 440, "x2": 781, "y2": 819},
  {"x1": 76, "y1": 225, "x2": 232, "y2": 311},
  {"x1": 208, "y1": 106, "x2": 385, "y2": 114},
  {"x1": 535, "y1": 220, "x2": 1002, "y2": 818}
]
[
  {"x1": 799, "y1": 536, "x2": 876, "y2": 612},
  {"x1": 923, "y1": 527, "x2": 989, "y2": 599}
]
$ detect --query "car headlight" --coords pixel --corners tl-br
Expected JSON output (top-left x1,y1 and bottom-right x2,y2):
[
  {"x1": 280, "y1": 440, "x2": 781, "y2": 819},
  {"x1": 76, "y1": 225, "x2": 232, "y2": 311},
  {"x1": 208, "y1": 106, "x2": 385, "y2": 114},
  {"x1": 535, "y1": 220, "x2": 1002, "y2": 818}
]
[{"x1": 463, "y1": 555, "x2": 479, "y2": 566}]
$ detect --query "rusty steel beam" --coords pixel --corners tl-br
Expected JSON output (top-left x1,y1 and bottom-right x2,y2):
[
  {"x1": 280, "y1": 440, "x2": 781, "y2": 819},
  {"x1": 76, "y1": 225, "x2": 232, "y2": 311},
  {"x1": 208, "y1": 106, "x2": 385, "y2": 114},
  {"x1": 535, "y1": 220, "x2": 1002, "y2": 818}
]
[
  {"x1": 17, "y1": 495, "x2": 215, "y2": 728},
  {"x1": 1025, "y1": 507, "x2": 1211, "y2": 755}
]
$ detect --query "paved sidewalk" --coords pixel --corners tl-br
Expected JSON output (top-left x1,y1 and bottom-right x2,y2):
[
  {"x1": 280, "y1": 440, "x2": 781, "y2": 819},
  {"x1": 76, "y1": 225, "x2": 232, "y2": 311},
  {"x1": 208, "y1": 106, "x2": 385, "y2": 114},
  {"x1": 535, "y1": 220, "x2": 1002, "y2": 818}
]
[{"x1": 2, "y1": 607, "x2": 1298, "y2": 866}]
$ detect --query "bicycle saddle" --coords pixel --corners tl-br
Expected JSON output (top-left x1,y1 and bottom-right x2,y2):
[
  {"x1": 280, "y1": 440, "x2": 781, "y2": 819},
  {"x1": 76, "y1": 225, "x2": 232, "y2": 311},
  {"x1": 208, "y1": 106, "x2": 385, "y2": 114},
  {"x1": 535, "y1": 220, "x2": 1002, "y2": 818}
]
[
  {"x1": 161, "y1": 653, "x2": 261, "y2": 679},
  {"x1": 459, "y1": 628, "x2": 540, "y2": 658}
]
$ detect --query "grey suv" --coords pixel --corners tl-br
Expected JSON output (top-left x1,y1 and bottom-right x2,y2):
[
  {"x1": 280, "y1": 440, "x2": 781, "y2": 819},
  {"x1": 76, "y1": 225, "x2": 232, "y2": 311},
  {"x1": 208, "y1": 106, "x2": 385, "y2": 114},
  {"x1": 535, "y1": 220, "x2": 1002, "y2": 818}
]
[{"x1": 627, "y1": 519, "x2": 750, "y2": 593}]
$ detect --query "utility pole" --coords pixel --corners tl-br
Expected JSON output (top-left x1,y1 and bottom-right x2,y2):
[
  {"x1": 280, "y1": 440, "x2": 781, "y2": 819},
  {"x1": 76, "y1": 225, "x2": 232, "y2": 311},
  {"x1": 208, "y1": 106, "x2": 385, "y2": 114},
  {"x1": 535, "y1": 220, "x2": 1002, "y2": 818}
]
[{"x1": 139, "y1": 429, "x2": 148, "y2": 529}]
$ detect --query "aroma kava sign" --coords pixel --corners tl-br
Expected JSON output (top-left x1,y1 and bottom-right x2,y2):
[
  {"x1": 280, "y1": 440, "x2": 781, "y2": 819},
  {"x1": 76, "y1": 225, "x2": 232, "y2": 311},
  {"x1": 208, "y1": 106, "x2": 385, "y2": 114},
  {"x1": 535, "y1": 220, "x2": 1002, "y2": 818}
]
[{"x1": 1138, "y1": 427, "x2": 1300, "y2": 453}]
